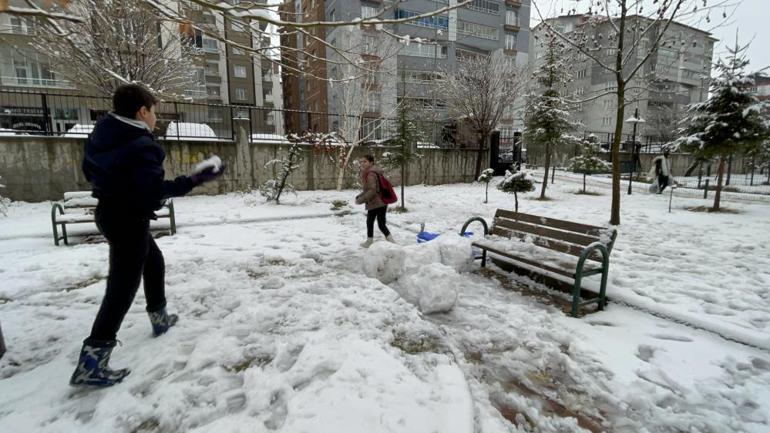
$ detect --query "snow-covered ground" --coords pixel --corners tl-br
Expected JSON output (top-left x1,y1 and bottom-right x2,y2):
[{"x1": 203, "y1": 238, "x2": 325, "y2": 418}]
[{"x1": 1, "y1": 176, "x2": 769, "y2": 432}]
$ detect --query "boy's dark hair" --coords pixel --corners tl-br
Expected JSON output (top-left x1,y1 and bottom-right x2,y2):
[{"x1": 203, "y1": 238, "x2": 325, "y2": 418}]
[
  {"x1": 113, "y1": 84, "x2": 159, "y2": 118},
  {"x1": 362, "y1": 154, "x2": 375, "y2": 163}
]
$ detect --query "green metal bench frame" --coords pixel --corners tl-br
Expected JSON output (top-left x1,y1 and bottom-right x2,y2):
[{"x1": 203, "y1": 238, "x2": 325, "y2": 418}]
[
  {"x1": 51, "y1": 196, "x2": 176, "y2": 246},
  {"x1": 462, "y1": 211, "x2": 617, "y2": 317}
]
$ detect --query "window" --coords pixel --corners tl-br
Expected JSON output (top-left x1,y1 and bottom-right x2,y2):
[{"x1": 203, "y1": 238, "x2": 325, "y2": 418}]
[
  {"x1": 457, "y1": 20, "x2": 497, "y2": 40},
  {"x1": 205, "y1": 61, "x2": 219, "y2": 76},
  {"x1": 207, "y1": 85, "x2": 221, "y2": 97},
  {"x1": 402, "y1": 70, "x2": 444, "y2": 83},
  {"x1": 202, "y1": 37, "x2": 218, "y2": 53},
  {"x1": 329, "y1": 9, "x2": 335, "y2": 21},
  {"x1": 576, "y1": 69, "x2": 587, "y2": 79},
  {"x1": 235, "y1": 88, "x2": 247, "y2": 100},
  {"x1": 456, "y1": 48, "x2": 488, "y2": 60},
  {"x1": 230, "y1": 21, "x2": 245, "y2": 32},
  {"x1": 505, "y1": 32, "x2": 517, "y2": 50},
  {"x1": 234, "y1": 65, "x2": 247, "y2": 77},
  {"x1": 467, "y1": 0, "x2": 500, "y2": 15},
  {"x1": 361, "y1": 5, "x2": 378, "y2": 18},
  {"x1": 602, "y1": 116, "x2": 612, "y2": 126},
  {"x1": 400, "y1": 42, "x2": 447, "y2": 59},
  {"x1": 193, "y1": 67, "x2": 205, "y2": 84},
  {"x1": 10, "y1": 17, "x2": 29, "y2": 34},
  {"x1": 366, "y1": 92, "x2": 380, "y2": 112},
  {"x1": 505, "y1": 9, "x2": 519, "y2": 26},
  {"x1": 395, "y1": 9, "x2": 448, "y2": 30}
]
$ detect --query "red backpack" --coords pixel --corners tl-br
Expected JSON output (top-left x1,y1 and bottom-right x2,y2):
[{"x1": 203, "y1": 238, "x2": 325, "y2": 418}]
[{"x1": 376, "y1": 173, "x2": 398, "y2": 205}]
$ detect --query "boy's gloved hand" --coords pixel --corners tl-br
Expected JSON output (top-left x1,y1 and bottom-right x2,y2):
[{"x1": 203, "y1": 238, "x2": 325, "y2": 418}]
[{"x1": 190, "y1": 155, "x2": 226, "y2": 185}]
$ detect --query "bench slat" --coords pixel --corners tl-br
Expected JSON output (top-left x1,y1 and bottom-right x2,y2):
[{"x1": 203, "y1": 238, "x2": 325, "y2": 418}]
[
  {"x1": 495, "y1": 210, "x2": 604, "y2": 236},
  {"x1": 494, "y1": 217, "x2": 599, "y2": 247},
  {"x1": 490, "y1": 226, "x2": 602, "y2": 262},
  {"x1": 472, "y1": 242, "x2": 576, "y2": 278}
]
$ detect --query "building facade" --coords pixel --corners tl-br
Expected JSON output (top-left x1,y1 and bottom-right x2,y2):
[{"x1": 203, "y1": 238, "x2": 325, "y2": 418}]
[
  {"x1": 530, "y1": 15, "x2": 715, "y2": 148},
  {"x1": 0, "y1": 0, "x2": 284, "y2": 136}
]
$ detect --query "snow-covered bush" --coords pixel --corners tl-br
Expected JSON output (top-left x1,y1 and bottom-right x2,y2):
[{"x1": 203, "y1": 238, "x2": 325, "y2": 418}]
[
  {"x1": 497, "y1": 170, "x2": 535, "y2": 212},
  {"x1": 259, "y1": 133, "x2": 309, "y2": 204},
  {"x1": 477, "y1": 168, "x2": 495, "y2": 203},
  {"x1": 568, "y1": 142, "x2": 611, "y2": 193}
]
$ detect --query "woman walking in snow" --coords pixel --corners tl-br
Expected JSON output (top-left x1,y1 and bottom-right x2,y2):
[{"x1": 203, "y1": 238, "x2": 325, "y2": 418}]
[
  {"x1": 355, "y1": 154, "x2": 394, "y2": 247},
  {"x1": 71, "y1": 84, "x2": 225, "y2": 387}
]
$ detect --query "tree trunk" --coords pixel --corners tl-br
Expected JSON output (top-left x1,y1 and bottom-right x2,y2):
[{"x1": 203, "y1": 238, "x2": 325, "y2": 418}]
[
  {"x1": 540, "y1": 142, "x2": 551, "y2": 199},
  {"x1": 514, "y1": 191, "x2": 519, "y2": 213},
  {"x1": 610, "y1": 83, "x2": 626, "y2": 225},
  {"x1": 485, "y1": 182, "x2": 489, "y2": 203},
  {"x1": 583, "y1": 173, "x2": 586, "y2": 193},
  {"x1": 400, "y1": 162, "x2": 406, "y2": 210},
  {"x1": 474, "y1": 133, "x2": 487, "y2": 179},
  {"x1": 336, "y1": 145, "x2": 357, "y2": 191},
  {"x1": 713, "y1": 155, "x2": 726, "y2": 211}
]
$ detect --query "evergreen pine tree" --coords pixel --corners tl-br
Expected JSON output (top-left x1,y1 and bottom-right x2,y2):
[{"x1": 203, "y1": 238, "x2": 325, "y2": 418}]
[
  {"x1": 674, "y1": 40, "x2": 769, "y2": 210},
  {"x1": 497, "y1": 170, "x2": 535, "y2": 213},
  {"x1": 380, "y1": 102, "x2": 423, "y2": 211},
  {"x1": 524, "y1": 31, "x2": 580, "y2": 199}
]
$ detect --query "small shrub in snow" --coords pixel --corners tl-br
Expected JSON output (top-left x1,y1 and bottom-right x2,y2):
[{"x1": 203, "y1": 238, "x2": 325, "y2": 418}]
[
  {"x1": 477, "y1": 168, "x2": 495, "y2": 203},
  {"x1": 259, "y1": 132, "x2": 334, "y2": 204},
  {"x1": 497, "y1": 170, "x2": 535, "y2": 212},
  {"x1": 568, "y1": 142, "x2": 611, "y2": 193}
]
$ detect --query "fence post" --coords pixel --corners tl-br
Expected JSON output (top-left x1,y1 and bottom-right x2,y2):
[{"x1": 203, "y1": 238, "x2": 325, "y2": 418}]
[
  {"x1": 551, "y1": 165, "x2": 555, "y2": 184},
  {"x1": 703, "y1": 179, "x2": 709, "y2": 199},
  {"x1": 233, "y1": 117, "x2": 253, "y2": 190},
  {"x1": 41, "y1": 93, "x2": 52, "y2": 135},
  {"x1": 750, "y1": 155, "x2": 755, "y2": 186},
  {"x1": 697, "y1": 165, "x2": 703, "y2": 189},
  {"x1": 0, "y1": 321, "x2": 5, "y2": 360},
  {"x1": 726, "y1": 154, "x2": 733, "y2": 186},
  {"x1": 173, "y1": 102, "x2": 180, "y2": 140}
]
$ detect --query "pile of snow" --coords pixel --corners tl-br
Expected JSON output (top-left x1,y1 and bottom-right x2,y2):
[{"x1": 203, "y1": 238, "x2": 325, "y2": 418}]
[
  {"x1": 164, "y1": 122, "x2": 217, "y2": 140},
  {"x1": 364, "y1": 235, "x2": 473, "y2": 314},
  {"x1": 363, "y1": 242, "x2": 405, "y2": 284},
  {"x1": 62, "y1": 124, "x2": 94, "y2": 138},
  {"x1": 397, "y1": 263, "x2": 461, "y2": 314}
]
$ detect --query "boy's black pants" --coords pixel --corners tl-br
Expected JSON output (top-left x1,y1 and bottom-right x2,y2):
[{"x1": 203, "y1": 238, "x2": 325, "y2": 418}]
[
  {"x1": 85, "y1": 206, "x2": 167, "y2": 346},
  {"x1": 366, "y1": 206, "x2": 390, "y2": 238}
]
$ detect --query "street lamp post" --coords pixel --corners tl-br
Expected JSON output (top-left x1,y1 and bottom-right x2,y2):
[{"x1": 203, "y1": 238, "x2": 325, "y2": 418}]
[{"x1": 625, "y1": 107, "x2": 645, "y2": 195}]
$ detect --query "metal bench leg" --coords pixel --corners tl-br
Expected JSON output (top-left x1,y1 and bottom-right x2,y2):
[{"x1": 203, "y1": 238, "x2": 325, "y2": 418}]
[
  {"x1": 61, "y1": 224, "x2": 69, "y2": 246},
  {"x1": 598, "y1": 265, "x2": 609, "y2": 311},
  {"x1": 571, "y1": 275, "x2": 582, "y2": 317},
  {"x1": 53, "y1": 223, "x2": 60, "y2": 246},
  {"x1": 481, "y1": 250, "x2": 487, "y2": 267}
]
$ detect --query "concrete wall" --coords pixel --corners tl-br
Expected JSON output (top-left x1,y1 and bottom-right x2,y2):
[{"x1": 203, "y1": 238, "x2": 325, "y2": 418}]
[{"x1": 0, "y1": 119, "x2": 483, "y2": 202}]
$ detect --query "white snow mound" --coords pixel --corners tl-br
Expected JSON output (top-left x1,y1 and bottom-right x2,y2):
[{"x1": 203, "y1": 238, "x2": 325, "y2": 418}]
[
  {"x1": 435, "y1": 235, "x2": 474, "y2": 273},
  {"x1": 363, "y1": 242, "x2": 405, "y2": 284},
  {"x1": 398, "y1": 262, "x2": 460, "y2": 314},
  {"x1": 401, "y1": 242, "x2": 442, "y2": 274}
]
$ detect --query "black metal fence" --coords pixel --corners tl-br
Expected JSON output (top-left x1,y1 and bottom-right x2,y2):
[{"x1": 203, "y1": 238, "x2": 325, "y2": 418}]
[{"x1": 0, "y1": 89, "x2": 475, "y2": 147}]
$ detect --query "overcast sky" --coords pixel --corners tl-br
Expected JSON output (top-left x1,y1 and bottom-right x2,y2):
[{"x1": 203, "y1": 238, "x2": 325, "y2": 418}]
[{"x1": 531, "y1": 0, "x2": 770, "y2": 72}]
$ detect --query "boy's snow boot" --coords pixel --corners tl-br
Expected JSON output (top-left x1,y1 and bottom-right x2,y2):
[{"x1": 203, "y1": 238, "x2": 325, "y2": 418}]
[
  {"x1": 386, "y1": 235, "x2": 397, "y2": 244},
  {"x1": 70, "y1": 341, "x2": 130, "y2": 387},
  {"x1": 148, "y1": 308, "x2": 178, "y2": 337},
  {"x1": 360, "y1": 238, "x2": 374, "y2": 248}
]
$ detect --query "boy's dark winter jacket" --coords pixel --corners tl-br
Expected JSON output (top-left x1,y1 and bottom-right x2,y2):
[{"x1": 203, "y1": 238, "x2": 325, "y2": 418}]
[{"x1": 83, "y1": 114, "x2": 194, "y2": 218}]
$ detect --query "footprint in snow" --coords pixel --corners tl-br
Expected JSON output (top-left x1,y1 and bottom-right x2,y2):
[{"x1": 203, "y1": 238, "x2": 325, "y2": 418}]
[
  {"x1": 649, "y1": 334, "x2": 693, "y2": 343},
  {"x1": 636, "y1": 345, "x2": 657, "y2": 362}
]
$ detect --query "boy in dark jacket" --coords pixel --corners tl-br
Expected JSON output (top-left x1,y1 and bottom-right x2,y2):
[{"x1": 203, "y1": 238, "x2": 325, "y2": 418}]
[{"x1": 70, "y1": 84, "x2": 224, "y2": 387}]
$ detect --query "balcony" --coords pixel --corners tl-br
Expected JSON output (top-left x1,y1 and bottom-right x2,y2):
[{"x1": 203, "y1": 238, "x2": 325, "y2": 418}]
[
  {"x1": 505, "y1": 0, "x2": 522, "y2": 7},
  {"x1": 0, "y1": 76, "x2": 74, "y2": 89},
  {"x1": 504, "y1": 23, "x2": 520, "y2": 32}
]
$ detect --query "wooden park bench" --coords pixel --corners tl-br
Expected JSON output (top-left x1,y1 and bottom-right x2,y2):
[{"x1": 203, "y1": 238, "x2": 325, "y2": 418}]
[
  {"x1": 51, "y1": 191, "x2": 176, "y2": 246},
  {"x1": 461, "y1": 210, "x2": 617, "y2": 317}
]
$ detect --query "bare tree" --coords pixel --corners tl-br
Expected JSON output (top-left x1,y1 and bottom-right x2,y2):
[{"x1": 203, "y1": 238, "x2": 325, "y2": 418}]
[
  {"x1": 1, "y1": 0, "x2": 476, "y2": 86},
  {"x1": 327, "y1": 29, "x2": 400, "y2": 190},
  {"x1": 7, "y1": 0, "x2": 200, "y2": 97},
  {"x1": 534, "y1": 0, "x2": 737, "y2": 225},
  {"x1": 443, "y1": 54, "x2": 523, "y2": 179}
]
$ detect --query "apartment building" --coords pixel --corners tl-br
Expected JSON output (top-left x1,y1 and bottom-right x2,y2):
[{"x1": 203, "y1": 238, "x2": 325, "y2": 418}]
[
  {"x1": 279, "y1": 0, "x2": 531, "y2": 138},
  {"x1": 0, "y1": 0, "x2": 284, "y2": 135},
  {"x1": 531, "y1": 15, "x2": 715, "y2": 146}
]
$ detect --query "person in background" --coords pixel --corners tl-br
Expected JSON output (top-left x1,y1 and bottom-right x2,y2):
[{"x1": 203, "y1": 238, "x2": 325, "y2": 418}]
[
  {"x1": 71, "y1": 84, "x2": 225, "y2": 387},
  {"x1": 650, "y1": 149, "x2": 672, "y2": 194},
  {"x1": 355, "y1": 154, "x2": 395, "y2": 248}
]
